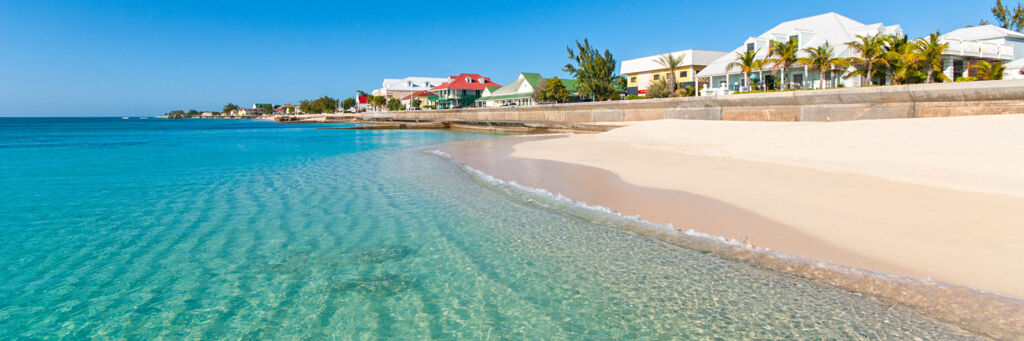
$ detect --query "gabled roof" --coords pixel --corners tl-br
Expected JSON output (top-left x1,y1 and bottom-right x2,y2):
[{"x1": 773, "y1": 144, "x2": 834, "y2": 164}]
[
  {"x1": 400, "y1": 90, "x2": 437, "y2": 100},
  {"x1": 697, "y1": 12, "x2": 903, "y2": 78},
  {"x1": 380, "y1": 77, "x2": 449, "y2": 91},
  {"x1": 476, "y1": 73, "x2": 580, "y2": 102},
  {"x1": 941, "y1": 25, "x2": 1024, "y2": 41},
  {"x1": 430, "y1": 73, "x2": 502, "y2": 90}
]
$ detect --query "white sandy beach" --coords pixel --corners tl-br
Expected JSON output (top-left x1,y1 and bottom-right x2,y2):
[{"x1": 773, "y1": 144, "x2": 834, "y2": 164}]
[{"x1": 505, "y1": 115, "x2": 1024, "y2": 299}]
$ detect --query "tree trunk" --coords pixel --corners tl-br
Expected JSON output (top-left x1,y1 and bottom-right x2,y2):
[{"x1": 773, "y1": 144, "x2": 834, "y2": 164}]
[
  {"x1": 821, "y1": 70, "x2": 826, "y2": 89},
  {"x1": 867, "y1": 64, "x2": 873, "y2": 86}
]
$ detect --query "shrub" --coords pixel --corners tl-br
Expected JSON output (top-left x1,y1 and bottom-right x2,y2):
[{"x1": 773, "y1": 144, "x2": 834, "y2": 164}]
[
  {"x1": 955, "y1": 76, "x2": 977, "y2": 82},
  {"x1": 625, "y1": 95, "x2": 644, "y2": 100}
]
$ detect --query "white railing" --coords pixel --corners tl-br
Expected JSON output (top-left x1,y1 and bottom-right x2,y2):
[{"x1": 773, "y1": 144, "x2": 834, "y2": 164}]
[{"x1": 942, "y1": 39, "x2": 1015, "y2": 59}]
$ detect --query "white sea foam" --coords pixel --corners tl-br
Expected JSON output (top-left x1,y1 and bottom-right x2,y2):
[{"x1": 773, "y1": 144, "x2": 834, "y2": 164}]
[{"x1": 426, "y1": 148, "x2": 1024, "y2": 339}]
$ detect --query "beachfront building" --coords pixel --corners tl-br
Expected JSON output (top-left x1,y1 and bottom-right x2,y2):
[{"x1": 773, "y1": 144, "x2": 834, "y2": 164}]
[
  {"x1": 475, "y1": 73, "x2": 578, "y2": 107},
  {"x1": 372, "y1": 77, "x2": 448, "y2": 101},
  {"x1": 938, "y1": 25, "x2": 1024, "y2": 80},
  {"x1": 429, "y1": 73, "x2": 502, "y2": 109},
  {"x1": 400, "y1": 90, "x2": 437, "y2": 109},
  {"x1": 274, "y1": 104, "x2": 299, "y2": 115},
  {"x1": 697, "y1": 12, "x2": 903, "y2": 92},
  {"x1": 620, "y1": 50, "x2": 727, "y2": 96}
]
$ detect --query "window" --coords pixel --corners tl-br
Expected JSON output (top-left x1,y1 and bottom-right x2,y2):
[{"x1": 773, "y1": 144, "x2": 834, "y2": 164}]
[
  {"x1": 789, "y1": 35, "x2": 799, "y2": 45},
  {"x1": 630, "y1": 76, "x2": 637, "y2": 82},
  {"x1": 653, "y1": 74, "x2": 660, "y2": 80},
  {"x1": 746, "y1": 43, "x2": 755, "y2": 52},
  {"x1": 679, "y1": 71, "x2": 688, "y2": 78}
]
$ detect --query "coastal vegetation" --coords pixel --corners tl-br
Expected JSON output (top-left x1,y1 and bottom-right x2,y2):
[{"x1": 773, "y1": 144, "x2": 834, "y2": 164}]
[
  {"x1": 654, "y1": 53, "x2": 683, "y2": 93},
  {"x1": 222, "y1": 103, "x2": 239, "y2": 114},
  {"x1": 563, "y1": 39, "x2": 623, "y2": 101},
  {"x1": 536, "y1": 77, "x2": 570, "y2": 103},
  {"x1": 767, "y1": 39, "x2": 799, "y2": 90},
  {"x1": 972, "y1": 60, "x2": 1007, "y2": 80},
  {"x1": 983, "y1": 0, "x2": 1024, "y2": 31},
  {"x1": 386, "y1": 98, "x2": 405, "y2": 111},
  {"x1": 299, "y1": 96, "x2": 340, "y2": 114},
  {"x1": 342, "y1": 98, "x2": 356, "y2": 111}
]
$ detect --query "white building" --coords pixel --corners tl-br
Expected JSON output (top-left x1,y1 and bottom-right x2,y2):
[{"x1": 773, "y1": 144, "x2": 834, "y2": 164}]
[
  {"x1": 939, "y1": 25, "x2": 1024, "y2": 80},
  {"x1": 620, "y1": 49, "x2": 727, "y2": 96},
  {"x1": 372, "y1": 77, "x2": 448, "y2": 100},
  {"x1": 697, "y1": 12, "x2": 903, "y2": 92}
]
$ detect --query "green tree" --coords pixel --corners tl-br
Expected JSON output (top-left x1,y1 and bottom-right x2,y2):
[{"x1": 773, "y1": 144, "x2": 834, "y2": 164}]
[
  {"x1": 884, "y1": 43, "x2": 924, "y2": 84},
  {"x1": 386, "y1": 98, "x2": 405, "y2": 111},
  {"x1": 222, "y1": 103, "x2": 239, "y2": 115},
  {"x1": 254, "y1": 103, "x2": 273, "y2": 115},
  {"x1": 990, "y1": 0, "x2": 1024, "y2": 32},
  {"x1": 299, "y1": 96, "x2": 340, "y2": 113},
  {"x1": 845, "y1": 34, "x2": 888, "y2": 86},
  {"x1": 654, "y1": 53, "x2": 684, "y2": 93},
  {"x1": 798, "y1": 43, "x2": 846, "y2": 89},
  {"x1": 563, "y1": 39, "x2": 621, "y2": 101},
  {"x1": 767, "y1": 39, "x2": 799, "y2": 90},
  {"x1": 727, "y1": 49, "x2": 762, "y2": 91},
  {"x1": 342, "y1": 97, "x2": 356, "y2": 111},
  {"x1": 645, "y1": 79, "x2": 673, "y2": 98},
  {"x1": 536, "y1": 77, "x2": 570, "y2": 103},
  {"x1": 370, "y1": 96, "x2": 387, "y2": 111},
  {"x1": 916, "y1": 31, "x2": 951, "y2": 83},
  {"x1": 972, "y1": 61, "x2": 1007, "y2": 80},
  {"x1": 187, "y1": 109, "x2": 199, "y2": 117},
  {"x1": 411, "y1": 98, "x2": 422, "y2": 108}
]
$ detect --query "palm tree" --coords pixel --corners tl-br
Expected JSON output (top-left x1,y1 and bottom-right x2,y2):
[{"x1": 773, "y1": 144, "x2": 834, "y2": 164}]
[
  {"x1": 654, "y1": 53, "x2": 684, "y2": 94},
  {"x1": 798, "y1": 43, "x2": 845, "y2": 89},
  {"x1": 971, "y1": 61, "x2": 1006, "y2": 80},
  {"x1": 881, "y1": 34, "x2": 911, "y2": 84},
  {"x1": 845, "y1": 34, "x2": 887, "y2": 86},
  {"x1": 726, "y1": 49, "x2": 761, "y2": 91},
  {"x1": 916, "y1": 31, "x2": 951, "y2": 83},
  {"x1": 885, "y1": 43, "x2": 923, "y2": 85},
  {"x1": 768, "y1": 39, "x2": 799, "y2": 90}
]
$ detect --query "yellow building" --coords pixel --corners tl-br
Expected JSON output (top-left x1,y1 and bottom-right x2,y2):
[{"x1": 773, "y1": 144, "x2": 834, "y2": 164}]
[{"x1": 621, "y1": 49, "x2": 727, "y2": 96}]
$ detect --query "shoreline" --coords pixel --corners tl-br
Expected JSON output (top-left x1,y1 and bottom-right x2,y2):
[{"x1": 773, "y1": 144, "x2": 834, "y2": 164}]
[{"x1": 439, "y1": 116, "x2": 1024, "y2": 339}]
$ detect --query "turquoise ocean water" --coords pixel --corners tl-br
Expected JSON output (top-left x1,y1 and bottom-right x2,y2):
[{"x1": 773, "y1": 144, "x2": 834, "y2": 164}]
[{"x1": 0, "y1": 118, "x2": 980, "y2": 339}]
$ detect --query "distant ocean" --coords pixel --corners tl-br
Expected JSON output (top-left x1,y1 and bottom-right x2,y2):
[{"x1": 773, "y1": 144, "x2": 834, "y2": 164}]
[{"x1": 0, "y1": 118, "x2": 979, "y2": 339}]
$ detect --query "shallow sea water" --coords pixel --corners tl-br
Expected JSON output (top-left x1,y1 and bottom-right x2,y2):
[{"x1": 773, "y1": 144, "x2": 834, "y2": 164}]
[{"x1": 0, "y1": 118, "x2": 982, "y2": 339}]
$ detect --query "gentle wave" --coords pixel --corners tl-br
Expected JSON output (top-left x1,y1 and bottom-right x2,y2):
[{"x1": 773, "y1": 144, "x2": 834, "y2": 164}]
[{"x1": 428, "y1": 148, "x2": 1024, "y2": 340}]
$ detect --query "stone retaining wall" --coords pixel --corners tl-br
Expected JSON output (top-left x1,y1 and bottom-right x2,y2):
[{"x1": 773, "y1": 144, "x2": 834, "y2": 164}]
[{"x1": 361, "y1": 80, "x2": 1024, "y2": 123}]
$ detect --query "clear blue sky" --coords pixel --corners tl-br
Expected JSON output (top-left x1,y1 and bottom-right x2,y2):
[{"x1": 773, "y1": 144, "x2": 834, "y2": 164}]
[{"x1": 0, "y1": 0, "x2": 998, "y2": 116}]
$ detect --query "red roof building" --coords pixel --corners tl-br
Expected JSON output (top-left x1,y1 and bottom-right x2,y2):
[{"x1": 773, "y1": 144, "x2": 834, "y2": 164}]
[{"x1": 429, "y1": 73, "x2": 502, "y2": 109}]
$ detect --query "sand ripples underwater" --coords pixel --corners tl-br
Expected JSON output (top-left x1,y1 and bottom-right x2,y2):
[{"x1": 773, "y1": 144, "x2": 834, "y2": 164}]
[{"x1": 0, "y1": 118, "x2": 985, "y2": 339}]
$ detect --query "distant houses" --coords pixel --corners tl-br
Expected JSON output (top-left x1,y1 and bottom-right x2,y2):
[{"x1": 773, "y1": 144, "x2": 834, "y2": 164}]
[
  {"x1": 696, "y1": 12, "x2": 1024, "y2": 93},
  {"x1": 621, "y1": 50, "x2": 727, "y2": 97},
  {"x1": 400, "y1": 90, "x2": 437, "y2": 109},
  {"x1": 475, "y1": 73, "x2": 578, "y2": 107},
  {"x1": 373, "y1": 77, "x2": 448, "y2": 101},
  {"x1": 428, "y1": 73, "x2": 502, "y2": 109}
]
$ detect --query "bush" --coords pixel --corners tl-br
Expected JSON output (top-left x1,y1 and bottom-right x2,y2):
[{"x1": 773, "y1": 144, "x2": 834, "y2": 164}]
[
  {"x1": 625, "y1": 94, "x2": 644, "y2": 100},
  {"x1": 955, "y1": 76, "x2": 977, "y2": 82}
]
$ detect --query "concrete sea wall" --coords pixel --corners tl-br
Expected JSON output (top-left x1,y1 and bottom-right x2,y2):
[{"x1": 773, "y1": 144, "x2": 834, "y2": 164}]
[{"x1": 362, "y1": 80, "x2": 1024, "y2": 123}]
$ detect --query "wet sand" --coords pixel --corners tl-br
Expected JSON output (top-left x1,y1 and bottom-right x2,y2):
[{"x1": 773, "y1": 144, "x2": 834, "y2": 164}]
[{"x1": 439, "y1": 116, "x2": 1024, "y2": 338}]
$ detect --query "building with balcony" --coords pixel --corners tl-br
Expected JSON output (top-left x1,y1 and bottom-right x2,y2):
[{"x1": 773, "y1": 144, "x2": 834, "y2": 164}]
[
  {"x1": 372, "y1": 77, "x2": 448, "y2": 100},
  {"x1": 475, "y1": 73, "x2": 579, "y2": 107},
  {"x1": 939, "y1": 25, "x2": 1024, "y2": 80},
  {"x1": 620, "y1": 50, "x2": 727, "y2": 96},
  {"x1": 697, "y1": 12, "x2": 903, "y2": 92},
  {"x1": 428, "y1": 73, "x2": 502, "y2": 109}
]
